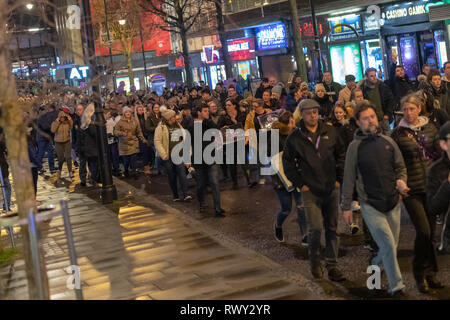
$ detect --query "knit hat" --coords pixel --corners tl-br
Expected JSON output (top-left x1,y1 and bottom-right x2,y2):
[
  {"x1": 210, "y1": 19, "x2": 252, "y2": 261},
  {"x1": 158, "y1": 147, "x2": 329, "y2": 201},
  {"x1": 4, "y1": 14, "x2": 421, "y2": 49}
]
[
  {"x1": 439, "y1": 121, "x2": 450, "y2": 140},
  {"x1": 122, "y1": 106, "x2": 132, "y2": 115},
  {"x1": 299, "y1": 99, "x2": 320, "y2": 112},
  {"x1": 162, "y1": 108, "x2": 176, "y2": 120},
  {"x1": 272, "y1": 85, "x2": 282, "y2": 96}
]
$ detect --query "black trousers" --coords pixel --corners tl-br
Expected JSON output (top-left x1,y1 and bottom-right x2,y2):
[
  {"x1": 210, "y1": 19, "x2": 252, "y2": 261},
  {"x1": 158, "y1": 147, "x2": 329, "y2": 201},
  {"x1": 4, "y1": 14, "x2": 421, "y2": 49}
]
[{"x1": 403, "y1": 194, "x2": 438, "y2": 278}]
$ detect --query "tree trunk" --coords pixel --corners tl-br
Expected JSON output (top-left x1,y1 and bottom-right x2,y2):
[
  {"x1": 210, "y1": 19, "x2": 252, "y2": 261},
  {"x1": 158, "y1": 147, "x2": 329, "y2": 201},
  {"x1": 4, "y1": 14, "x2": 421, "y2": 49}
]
[
  {"x1": 215, "y1": 0, "x2": 232, "y2": 80},
  {"x1": 288, "y1": 0, "x2": 308, "y2": 82},
  {"x1": 180, "y1": 28, "x2": 193, "y2": 87},
  {"x1": 125, "y1": 51, "x2": 134, "y2": 87},
  {"x1": 0, "y1": 0, "x2": 50, "y2": 299}
]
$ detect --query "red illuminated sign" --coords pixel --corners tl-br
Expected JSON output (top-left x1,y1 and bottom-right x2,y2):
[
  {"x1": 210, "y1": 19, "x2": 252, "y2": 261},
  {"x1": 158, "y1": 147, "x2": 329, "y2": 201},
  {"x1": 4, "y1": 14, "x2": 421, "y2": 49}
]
[
  {"x1": 175, "y1": 56, "x2": 185, "y2": 67},
  {"x1": 227, "y1": 38, "x2": 256, "y2": 61},
  {"x1": 298, "y1": 19, "x2": 324, "y2": 37}
]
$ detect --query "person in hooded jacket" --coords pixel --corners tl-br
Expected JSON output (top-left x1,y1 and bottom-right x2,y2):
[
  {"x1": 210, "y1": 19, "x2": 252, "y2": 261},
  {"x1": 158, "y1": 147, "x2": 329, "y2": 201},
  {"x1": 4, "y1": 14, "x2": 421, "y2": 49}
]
[
  {"x1": 114, "y1": 107, "x2": 147, "y2": 179},
  {"x1": 51, "y1": 109, "x2": 73, "y2": 180},
  {"x1": 314, "y1": 83, "x2": 334, "y2": 121},
  {"x1": 423, "y1": 69, "x2": 450, "y2": 117},
  {"x1": 391, "y1": 93, "x2": 444, "y2": 293}
]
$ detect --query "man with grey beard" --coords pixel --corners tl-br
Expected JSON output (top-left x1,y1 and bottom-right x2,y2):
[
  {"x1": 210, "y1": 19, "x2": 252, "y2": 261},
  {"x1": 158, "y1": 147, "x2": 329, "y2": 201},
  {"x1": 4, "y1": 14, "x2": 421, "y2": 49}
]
[{"x1": 341, "y1": 100, "x2": 409, "y2": 298}]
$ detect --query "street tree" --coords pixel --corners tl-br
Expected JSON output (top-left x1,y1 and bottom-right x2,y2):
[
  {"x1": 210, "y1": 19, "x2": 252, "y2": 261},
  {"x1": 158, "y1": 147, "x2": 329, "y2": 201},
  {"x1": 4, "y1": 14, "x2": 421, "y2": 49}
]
[
  {"x1": 0, "y1": 0, "x2": 50, "y2": 299},
  {"x1": 141, "y1": 0, "x2": 207, "y2": 87},
  {"x1": 91, "y1": 0, "x2": 159, "y2": 85}
]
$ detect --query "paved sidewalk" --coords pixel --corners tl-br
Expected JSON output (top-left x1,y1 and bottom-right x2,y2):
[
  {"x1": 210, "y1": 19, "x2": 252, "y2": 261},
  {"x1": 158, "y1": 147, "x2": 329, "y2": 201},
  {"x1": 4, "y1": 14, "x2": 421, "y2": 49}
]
[{"x1": 0, "y1": 170, "x2": 318, "y2": 300}]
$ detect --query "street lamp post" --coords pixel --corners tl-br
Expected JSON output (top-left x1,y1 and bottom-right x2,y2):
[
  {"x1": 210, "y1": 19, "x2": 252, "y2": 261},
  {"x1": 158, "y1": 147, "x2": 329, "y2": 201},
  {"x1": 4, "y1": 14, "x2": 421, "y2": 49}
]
[
  {"x1": 81, "y1": 0, "x2": 118, "y2": 204},
  {"x1": 103, "y1": 0, "x2": 116, "y2": 91},
  {"x1": 138, "y1": 15, "x2": 148, "y2": 90},
  {"x1": 309, "y1": 0, "x2": 323, "y2": 81}
]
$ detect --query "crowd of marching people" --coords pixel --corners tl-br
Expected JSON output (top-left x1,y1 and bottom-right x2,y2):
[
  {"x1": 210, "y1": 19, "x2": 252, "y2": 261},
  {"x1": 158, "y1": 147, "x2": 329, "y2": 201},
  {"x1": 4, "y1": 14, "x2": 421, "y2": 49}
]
[{"x1": 11, "y1": 56, "x2": 450, "y2": 298}]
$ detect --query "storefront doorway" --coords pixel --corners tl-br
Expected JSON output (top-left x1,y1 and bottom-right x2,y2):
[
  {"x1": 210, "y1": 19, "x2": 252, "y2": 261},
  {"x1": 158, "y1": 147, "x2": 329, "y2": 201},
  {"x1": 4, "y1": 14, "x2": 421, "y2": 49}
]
[{"x1": 385, "y1": 29, "x2": 447, "y2": 80}]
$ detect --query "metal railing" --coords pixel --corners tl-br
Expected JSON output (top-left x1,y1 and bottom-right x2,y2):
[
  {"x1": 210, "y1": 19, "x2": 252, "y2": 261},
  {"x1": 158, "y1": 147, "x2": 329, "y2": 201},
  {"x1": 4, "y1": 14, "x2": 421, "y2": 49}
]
[{"x1": 0, "y1": 199, "x2": 83, "y2": 300}]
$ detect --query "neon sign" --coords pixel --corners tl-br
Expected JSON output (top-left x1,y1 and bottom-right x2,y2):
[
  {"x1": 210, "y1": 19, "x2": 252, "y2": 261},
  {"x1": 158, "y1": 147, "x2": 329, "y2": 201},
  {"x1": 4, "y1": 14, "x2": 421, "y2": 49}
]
[
  {"x1": 69, "y1": 66, "x2": 89, "y2": 79},
  {"x1": 255, "y1": 23, "x2": 287, "y2": 51},
  {"x1": 227, "y1": 38, "x2": 255, "y2": 61}
]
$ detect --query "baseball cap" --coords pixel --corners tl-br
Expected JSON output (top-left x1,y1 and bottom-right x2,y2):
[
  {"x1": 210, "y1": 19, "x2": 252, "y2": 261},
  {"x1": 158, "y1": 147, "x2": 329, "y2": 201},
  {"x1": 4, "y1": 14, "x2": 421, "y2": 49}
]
[
  {"x1": 298, "y1": 99, "x2": 320, "y2": 112},
  {"x1": 345, "y1": 75, "x2": 356, "y2": 82}
]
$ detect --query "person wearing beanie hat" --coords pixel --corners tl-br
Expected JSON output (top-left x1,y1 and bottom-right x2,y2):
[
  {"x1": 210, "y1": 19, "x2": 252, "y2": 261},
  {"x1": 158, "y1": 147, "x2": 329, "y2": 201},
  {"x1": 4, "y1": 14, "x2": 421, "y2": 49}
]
[
  {"x1": 154, "y1": 105, "x2": 191, "y2": 202},
  {"x1": 314, "y1": 83, "x2": 334, "y2": 120},
  {"x1": 427, "y1": 120, "x2": 450, "y2": 259},
  {"x1": 161, "y1": 108, "x2": 176, "y2": 121},
  {"x1": 283, "y1": 95, "x2": 346, "y2": 282},
  {"x1": 272, "y1": 85, "x2": 282, "y2": 98},
  {"x1": 114, "y1": 106, "x2": 146, "y2": 179}
]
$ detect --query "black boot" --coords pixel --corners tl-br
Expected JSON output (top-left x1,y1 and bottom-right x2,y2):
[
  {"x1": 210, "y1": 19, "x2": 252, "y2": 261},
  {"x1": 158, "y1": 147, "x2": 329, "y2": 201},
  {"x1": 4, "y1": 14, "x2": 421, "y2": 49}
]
[{"x1": 415, "y1": 276, "x2": 429, "y2": 293}]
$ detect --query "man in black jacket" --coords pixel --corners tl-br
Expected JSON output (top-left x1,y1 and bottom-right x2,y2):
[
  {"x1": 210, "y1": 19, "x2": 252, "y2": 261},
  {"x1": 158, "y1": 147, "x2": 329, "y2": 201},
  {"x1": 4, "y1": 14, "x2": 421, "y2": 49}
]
[
  {"x1": 427, "y1": 121, "x2": 450, "y2": 255},
  {"x1": 391, "y1": 65, "x2": 416, "y2": 110},
  {"x1": 187, "y1": 104, "x2": 225, "y2": 217},
  {"x1": 360, "y1": 67, "x2": 396, "y2": 135},
  {"x1": 255, "y1": 78, "x2": 270, "y2": 99},
  {"x1": 283, "y1": 99, "x2": 346, "y2": 282},
  {"x1": 341, "y1": 101, "x2": 409, "y2": 297},
  {"x1": 322, "y1": 71, "x2": 343, "y2": 104}
]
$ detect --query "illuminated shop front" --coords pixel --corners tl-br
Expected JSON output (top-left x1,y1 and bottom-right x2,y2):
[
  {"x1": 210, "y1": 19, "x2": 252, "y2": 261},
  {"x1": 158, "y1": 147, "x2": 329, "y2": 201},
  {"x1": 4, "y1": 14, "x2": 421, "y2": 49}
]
[
  {"x1": 381, "y1": 0, "x2": 448, "y2": 80},
  {"x1": 55, "y1": 65, "x2": 91, "y2": 87},
  {"x1": 227, "y1": 37, "x2": 260, "y2": 82},
  {"x1": 326, "y1": 1, "x2": 449, "y2": 85}
]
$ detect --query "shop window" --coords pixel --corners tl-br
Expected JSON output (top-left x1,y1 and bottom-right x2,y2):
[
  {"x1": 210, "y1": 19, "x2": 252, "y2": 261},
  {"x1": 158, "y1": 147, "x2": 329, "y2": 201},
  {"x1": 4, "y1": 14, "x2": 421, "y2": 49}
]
[{"x1": 434, "y1": 30, "x2": 448, "y2": 70}]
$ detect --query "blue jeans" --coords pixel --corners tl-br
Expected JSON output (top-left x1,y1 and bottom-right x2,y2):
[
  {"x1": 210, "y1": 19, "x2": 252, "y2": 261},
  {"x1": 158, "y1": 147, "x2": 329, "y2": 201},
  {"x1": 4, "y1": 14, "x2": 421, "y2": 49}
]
[
  {"x1": 196, "y1": 164, "x2": 221, "y2": 211},
  {"x1": 275, "y1": 188, "x2": 308, "y2": 236},
  {"x1": 1, "y1": 176, "x2": 11, "y2": 209},
  {"x1": 151, "y1": 146, "x2": 161, "y2": 171},
  {"x1": 138, "y1": 141, "x2": 149, "y2": 166},
  {"x1": 162, "y1": 160, "x2": 189, "y2": 199},
  {"x1": 122, "y1": 154, "x2": 137, "y2": 176},
  {"x1": 37, "y1": 138, "x2": 55, "y2": 171},
  {"x1": 360, "y1": 202, "x2": 405, "y2": 294}
]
